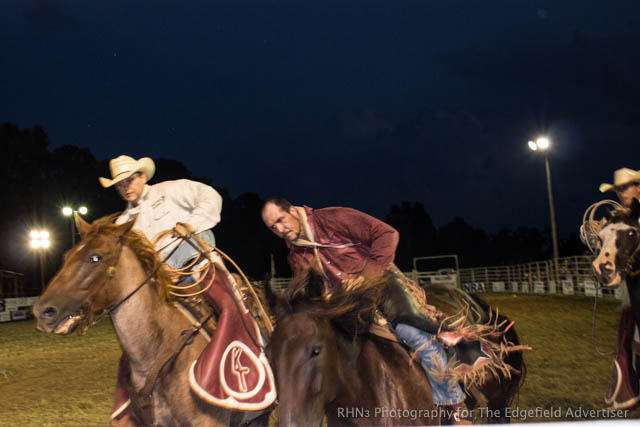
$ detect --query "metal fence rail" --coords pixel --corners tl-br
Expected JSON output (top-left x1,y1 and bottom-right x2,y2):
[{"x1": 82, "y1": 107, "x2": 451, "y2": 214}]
[
  {"x1": 263, "y1": 255, "x2": 621, "y2": 299},
  {"x1": 450, "y1": 255, "x2": 618, "y2": 298}
]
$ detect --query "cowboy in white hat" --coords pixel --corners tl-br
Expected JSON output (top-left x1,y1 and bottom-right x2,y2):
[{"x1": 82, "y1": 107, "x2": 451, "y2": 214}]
[
  {"x1": 100, "y1": 155, "x2": 221, "y2": 268},
  {"x1": 599, "y1": 167, "x2": 640, "y2": 208}
]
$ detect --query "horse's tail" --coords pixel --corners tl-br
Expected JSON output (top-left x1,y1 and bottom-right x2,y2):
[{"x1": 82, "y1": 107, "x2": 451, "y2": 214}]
[{"x1": 469, "y1": 294, "x2": 527, "y2": 407}]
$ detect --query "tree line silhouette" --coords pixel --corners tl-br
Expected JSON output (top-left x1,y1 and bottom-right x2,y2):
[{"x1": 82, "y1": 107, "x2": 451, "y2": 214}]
[{"x1": 0, "y1": 123, "x2": 585, "y2": 295}]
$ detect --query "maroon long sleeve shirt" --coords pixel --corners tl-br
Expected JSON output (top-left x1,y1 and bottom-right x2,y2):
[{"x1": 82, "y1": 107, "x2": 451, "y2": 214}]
[{"x1": 286, "y1": 206, "x2": 399, "y2": 291}]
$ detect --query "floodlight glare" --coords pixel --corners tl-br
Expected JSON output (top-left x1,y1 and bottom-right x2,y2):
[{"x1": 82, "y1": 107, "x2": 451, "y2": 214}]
[
  {"x1": 528, "y1": 140, "x2": 538, "y2": 151},
  {"x1": 62, "y1": 207, "x2": 73, "y2": 216},
  {"x1": 41, "y1": 231, "x2": 50, "y2": 239},
  {"x1": 536, "y1": 137, "x2": 550, "y2": 150},
  {"x1": 78, "y1": 206, "x2": 88, "y2": 215},
  {"x1": 30, "y1": 230, "x2": 40, "y2": 239},
  {"x1": 30, "y1": 240, "x2": 41, "y2": 249}
]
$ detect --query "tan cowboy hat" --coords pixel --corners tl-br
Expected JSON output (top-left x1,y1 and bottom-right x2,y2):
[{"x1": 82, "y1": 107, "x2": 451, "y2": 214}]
[
  {"x1": 599, "y1": 167, "x2": 640, "y2": 192},
  {"x1": 99, "y1": 155, "x2": 155, "y2": 188}
]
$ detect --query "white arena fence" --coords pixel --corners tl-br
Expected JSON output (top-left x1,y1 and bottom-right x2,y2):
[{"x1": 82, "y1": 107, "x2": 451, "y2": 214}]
[
  {"x1": 263, "y1": 255, "x2": 621, "y2": 300},
  {"x1": 452, "y1": 255, "x2": 619, "y2": 299},
  {"x1": 0, "y1": 296, "x2": 38, "y2": 323},
  {"x1": 3, "y1": 255, "x2": 611, "y2": 323}
]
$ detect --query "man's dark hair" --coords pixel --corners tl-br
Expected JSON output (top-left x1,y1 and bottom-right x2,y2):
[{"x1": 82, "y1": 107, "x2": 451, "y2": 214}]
[{"x1": 262, "y1": 197, "x2": 293, "y2": 214}]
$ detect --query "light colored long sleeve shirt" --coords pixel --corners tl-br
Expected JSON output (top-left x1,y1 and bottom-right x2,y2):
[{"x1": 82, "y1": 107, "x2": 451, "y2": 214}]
[{"x1": 116, "y1": 179, "x2": 223, "y2": 268}]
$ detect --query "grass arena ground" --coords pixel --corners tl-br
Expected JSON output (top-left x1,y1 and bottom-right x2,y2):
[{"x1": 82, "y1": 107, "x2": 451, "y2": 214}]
[{"x1": 1, "y1": 293, "x2": 639, "y2": 426}]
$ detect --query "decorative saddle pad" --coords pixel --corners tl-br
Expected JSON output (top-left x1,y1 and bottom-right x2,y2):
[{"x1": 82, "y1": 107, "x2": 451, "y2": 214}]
[{"x1": 189, "y1": 264, "x2": 276, "y2": 411}]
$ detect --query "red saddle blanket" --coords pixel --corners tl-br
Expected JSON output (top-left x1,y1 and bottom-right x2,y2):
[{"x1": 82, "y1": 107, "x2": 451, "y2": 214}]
[{"x1": 189, "y1": 264, "x2": 276, "y2": 410}]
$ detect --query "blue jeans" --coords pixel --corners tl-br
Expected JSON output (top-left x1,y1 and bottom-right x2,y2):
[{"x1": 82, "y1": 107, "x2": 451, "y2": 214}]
[{"x1": 395, "y1": 323, "x2": 465, "y2": 405}]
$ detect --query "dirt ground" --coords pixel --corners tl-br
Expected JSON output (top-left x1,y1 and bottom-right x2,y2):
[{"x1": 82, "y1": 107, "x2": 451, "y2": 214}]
[{"x1": 1, "y1": 293, "x2": 639, "y2": 426}]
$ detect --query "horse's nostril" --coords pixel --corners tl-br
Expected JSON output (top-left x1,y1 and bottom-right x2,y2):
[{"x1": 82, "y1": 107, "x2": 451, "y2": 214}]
[
  {"x1": 598, "y1": 262, "x2": 615, "y2": 278},
  {"x1": 42, "y1": 307, "x2": 57, "y2": 318},
  {"x1": 605, "y1": 252, "x2": 610, "y2": 257}
]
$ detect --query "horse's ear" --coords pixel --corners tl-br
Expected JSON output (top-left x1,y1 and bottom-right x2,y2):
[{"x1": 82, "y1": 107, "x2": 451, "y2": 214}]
[
  {"x1": 113, "y1": 219, "x2": 137, "y2": 237},
  {"x1": 604, "y1": 209, "x2": 613, "y2": 222},
  {"x1": 74, "y1": 213, "x2": 91, "y2": 238},
  {"x1": 264, "y1": 274, "x2": 291, "y2": 317},
  {"x1": 264, "y1": 274, "x2": 277, "y2": 312}
]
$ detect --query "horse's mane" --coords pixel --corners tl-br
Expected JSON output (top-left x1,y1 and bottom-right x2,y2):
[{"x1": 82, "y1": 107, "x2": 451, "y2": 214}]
[
  {"x1": 88, "y1": 214, "x2": 174, "y2": 304},
  {"x1": 280, "y1": 269, "x2": 388, "y2": 336}
]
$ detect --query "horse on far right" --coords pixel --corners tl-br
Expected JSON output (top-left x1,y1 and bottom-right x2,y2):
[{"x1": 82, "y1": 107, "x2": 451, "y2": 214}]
[{"x1": 590, "y1": 197, "x2": 640, "y2": 409}]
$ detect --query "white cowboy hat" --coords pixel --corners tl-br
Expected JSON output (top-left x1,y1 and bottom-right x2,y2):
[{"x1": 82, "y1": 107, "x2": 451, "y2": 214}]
[
  {"x1": 599, "y1": 167, "x2": 640, "y2": 192},
  {"x1": 99, "y1": 155, "x2": 155, "y2": 188}
]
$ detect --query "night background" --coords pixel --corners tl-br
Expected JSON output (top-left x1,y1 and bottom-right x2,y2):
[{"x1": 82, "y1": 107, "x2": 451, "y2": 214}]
[{"x1": 2, "y1": 1, "x2": 640, "y2": 294}]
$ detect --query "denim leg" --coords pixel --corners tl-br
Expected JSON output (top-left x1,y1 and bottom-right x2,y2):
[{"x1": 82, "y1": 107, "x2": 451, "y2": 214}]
[{"x1": 395, "y1": 323, "x2": 465, "y2": 405}]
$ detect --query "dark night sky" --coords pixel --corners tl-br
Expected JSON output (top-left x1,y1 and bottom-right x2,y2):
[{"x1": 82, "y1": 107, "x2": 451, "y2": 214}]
[{"x1": 3, "y1": 1, "x2": 640, "y2": 237}]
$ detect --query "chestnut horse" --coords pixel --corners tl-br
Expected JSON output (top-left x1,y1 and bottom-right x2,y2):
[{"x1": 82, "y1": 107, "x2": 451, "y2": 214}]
[
  {"x1": 266, "y1": 270, "x2": 525, "y2": 426},
  {"x1": 33, "y1": 216, "x2": 270, "y2": 426}
]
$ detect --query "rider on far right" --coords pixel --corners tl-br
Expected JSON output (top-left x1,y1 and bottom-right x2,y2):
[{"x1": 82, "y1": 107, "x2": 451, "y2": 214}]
[{"x1": 590, "y1": 167, "x2": 640, "y2": 410}]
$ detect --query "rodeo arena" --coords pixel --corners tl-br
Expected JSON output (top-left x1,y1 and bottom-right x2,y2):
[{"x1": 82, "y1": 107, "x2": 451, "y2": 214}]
[{"x1": 3, "y1": 239, "x2": 640, "y2": 426}]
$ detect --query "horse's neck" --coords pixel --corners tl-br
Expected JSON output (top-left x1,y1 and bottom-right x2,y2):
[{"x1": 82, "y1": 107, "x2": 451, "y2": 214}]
[
  {"x1": 109, "y1": 248, "x2": 185, "y2": 382},
  {"x1": 334, "y1": 333, "x2": 365, "y2": 396}
]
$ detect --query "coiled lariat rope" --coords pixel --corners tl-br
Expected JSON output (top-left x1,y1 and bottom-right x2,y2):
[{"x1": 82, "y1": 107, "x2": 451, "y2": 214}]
[
  {"x1": 152, "y1": 223, "x2": 273, "y2": 334},
  {"x1": 580, "y1": 199, "x2": 624, "y2": 358},
  {"x1": 581, "y1": 199, "x2": 623, "y2": 254}
]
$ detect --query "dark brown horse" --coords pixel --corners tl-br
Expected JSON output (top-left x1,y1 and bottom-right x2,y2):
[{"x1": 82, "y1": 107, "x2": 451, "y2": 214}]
[
  {"x1": 32, "y1": 215, "x2": 271, "y2": 426},
  {"x1": 266, "y1": 270, "x2": 525, "y2": 426}
]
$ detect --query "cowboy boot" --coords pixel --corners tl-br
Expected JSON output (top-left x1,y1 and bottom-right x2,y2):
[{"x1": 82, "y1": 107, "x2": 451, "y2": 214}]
[
  {"x1": 605, "y1": 307, "x2": 640, "y2": 409},
  {"x1": 438, "y1": 330, "x2": 492, "y2": 379}
]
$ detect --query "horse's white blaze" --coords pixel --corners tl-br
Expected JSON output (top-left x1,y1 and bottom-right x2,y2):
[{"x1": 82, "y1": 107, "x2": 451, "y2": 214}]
[{"x1": 594, "y1": 223, "x2": 631, "y2": 286}]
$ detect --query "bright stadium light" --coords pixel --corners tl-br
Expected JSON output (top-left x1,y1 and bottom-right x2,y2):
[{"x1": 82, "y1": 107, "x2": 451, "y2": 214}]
[
  {"x1": 536, "y1": 137, "x2": 550, "y2": 150},
  {"x1": 28, "y1": 229, "x2": 51, "y2": 291},
  {"x1": 527, "y1": 135, "x2": 559, "y2": 277},
  {"x1": 61, "y1": 205, "x2": 88, "y2": 246}
]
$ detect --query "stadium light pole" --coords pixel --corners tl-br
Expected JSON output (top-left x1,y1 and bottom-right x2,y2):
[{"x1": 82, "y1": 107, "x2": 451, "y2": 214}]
[
  {"x1": 62, "y1": 206, "x2": 88, "y2": 246},
  {"x1": 29, "y1": 230, "x2": 51, "y2": 291},
  {"x1": 527, "y1": 137, "x2": 559, "y2": 263}
]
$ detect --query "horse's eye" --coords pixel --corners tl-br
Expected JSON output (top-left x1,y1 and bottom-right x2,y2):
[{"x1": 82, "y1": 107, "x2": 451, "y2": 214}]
[
  {"x1": 88, "y1": 254, "x2": 102, "y2": 263},
  {"x1": 629, "y1": 230, "x2": 637, "y2": 237},
  {"x1": 310, "y1": 345, "x2": 322, "y2": 358}
]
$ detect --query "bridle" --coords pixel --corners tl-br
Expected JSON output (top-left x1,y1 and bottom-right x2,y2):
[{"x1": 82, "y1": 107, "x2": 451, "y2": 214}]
[{"x1": 81, "y1": 234, "x2": 174, "y2": 331}]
